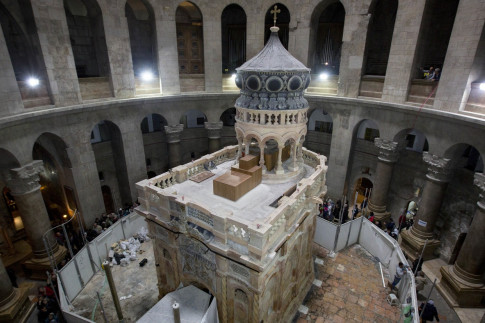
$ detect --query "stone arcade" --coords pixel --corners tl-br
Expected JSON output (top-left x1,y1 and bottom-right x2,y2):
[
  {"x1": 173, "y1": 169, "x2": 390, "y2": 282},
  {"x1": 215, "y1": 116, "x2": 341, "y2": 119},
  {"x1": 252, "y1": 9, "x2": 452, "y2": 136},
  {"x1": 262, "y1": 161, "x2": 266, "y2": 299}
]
[{"x1": 135, "y1": 27, "x2": 328, "y2": 322}]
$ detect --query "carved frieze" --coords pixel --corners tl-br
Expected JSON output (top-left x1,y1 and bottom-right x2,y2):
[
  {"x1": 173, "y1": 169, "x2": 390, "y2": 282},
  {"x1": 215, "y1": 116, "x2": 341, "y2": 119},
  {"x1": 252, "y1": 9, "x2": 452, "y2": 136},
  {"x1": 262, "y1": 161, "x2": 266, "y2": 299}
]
[
  {"x1": 423, "y1": 152, "x2": 453, "y2": 182},
  {"x1": 179, "y1": 235, "x2": 216, "y2": 291},
  {"x1": 374, "y1": 138, "x2": 399, "y2": 163},
  {"x1": 8, "y1": 160, "x2": 44, "y2": 195},
  {"x1": 187, "y1": 206, "x2": 213, "y2": 227}
]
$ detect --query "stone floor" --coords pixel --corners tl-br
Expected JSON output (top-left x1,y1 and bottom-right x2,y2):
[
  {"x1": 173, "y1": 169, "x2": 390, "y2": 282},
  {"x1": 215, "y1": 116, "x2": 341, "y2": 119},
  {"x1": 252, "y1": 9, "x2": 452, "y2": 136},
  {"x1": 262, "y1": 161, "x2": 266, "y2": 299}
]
[
  {"x1": 294, "y1": 243, "x2": 401, "y2": 323},
  {"x1": 70, "y1": 239, "x2": 158, "y2": 322}
]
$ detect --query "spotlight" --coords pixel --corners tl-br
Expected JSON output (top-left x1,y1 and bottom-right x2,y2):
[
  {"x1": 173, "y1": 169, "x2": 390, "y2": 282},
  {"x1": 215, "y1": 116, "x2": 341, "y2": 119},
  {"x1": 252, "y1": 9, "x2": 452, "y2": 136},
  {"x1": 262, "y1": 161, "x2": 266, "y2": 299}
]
[
  {"x1": 324, "y1": 62, "x2": 329, "y2": 66},
  {"x1": 27, "y1": 77, "x2": 40, "y2": 87},
  {"x1": 140, "y1": 71, "x2": 154, "y2": 82},
  {"x1": 319, "y1": 73, "x2": 329, "y2": 80},
  {"x1": 480, "y1": 83, "x2": 485, "y2": 91},
  {"x1": 231, "y1": 73, "x2": 237, "y2": 80},
  {"x1": 63, "y1": 214, "x2": 68, "y2": 219}
]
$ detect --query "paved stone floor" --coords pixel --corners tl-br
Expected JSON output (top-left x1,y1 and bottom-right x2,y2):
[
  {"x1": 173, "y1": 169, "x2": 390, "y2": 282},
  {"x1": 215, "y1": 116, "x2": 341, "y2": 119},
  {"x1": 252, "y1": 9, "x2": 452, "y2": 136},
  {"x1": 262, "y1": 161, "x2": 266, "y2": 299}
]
[
  {"x1": 70, "y1": 239, "x2": 158, "y2": 322},
  {"x1": 294, "y1": 243, "x2": 401, "y2": 323}
]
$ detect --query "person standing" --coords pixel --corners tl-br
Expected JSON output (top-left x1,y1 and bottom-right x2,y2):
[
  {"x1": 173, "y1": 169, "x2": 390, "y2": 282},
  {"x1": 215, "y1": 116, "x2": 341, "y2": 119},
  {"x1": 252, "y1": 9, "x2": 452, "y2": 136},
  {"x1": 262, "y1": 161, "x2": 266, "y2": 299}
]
[
  {"x1": 420, "y1": 300, "x2": 440, "y2": 322},
  {"x1": 391, "y1": 262, "x2": 407, "y2": 290}
]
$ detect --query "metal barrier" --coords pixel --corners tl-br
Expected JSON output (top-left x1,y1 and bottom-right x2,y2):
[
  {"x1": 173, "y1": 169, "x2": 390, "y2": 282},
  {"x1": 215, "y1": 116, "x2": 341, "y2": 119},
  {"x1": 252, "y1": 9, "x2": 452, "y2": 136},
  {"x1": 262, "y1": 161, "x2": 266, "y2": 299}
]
[{"x1": 314, "y1": 216, "x2": 419, "y2": 323}]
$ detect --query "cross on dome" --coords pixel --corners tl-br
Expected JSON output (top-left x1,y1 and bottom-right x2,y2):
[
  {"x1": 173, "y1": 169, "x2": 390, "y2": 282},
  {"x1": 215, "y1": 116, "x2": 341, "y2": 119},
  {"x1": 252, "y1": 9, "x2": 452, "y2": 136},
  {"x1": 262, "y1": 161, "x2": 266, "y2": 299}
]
[{"x1": 270, "y1": 5, "x2": 281, "y2": 26}]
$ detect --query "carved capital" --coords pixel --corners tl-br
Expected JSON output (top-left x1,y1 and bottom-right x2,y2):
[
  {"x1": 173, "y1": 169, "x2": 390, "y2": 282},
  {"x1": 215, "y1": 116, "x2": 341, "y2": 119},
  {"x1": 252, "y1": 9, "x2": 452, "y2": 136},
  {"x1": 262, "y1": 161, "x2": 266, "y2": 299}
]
[
  {"x1": 374, "y1": 138, "x2": 399, "y2": 163},
  {"x1": 474, "y1": 172, "x2": 485, "y2": 208},
  {"x1": 423, "y1": 152, "x2": 453, "y2": 182},
  {"x1": 8, "y1": 160, "x2": 44, "y2": 196},
  {"x1": 164, "y1": 124, "x2": 184, "y2": 143},
  {"x1": 204, "y1": 121, "x2": 223, "y2": 139}
]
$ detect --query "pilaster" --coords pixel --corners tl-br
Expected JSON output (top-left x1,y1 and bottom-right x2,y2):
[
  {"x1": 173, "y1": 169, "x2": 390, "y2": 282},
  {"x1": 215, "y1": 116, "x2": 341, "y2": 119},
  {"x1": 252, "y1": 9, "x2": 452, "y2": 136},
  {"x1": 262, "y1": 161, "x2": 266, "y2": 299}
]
[
  {"x1": 433, "y1": 0, "x2": 485, "y2": 112},
  {"x1": 203, "y1": 11, "x2": 222, "y2": 92},
  {"x1": 0, "y1": 23, "x2": 23, "y2": 116},
  {"x1": 382, "y1": 0, "x2": 427, "y2": 103},
  {"x1": 30, "y1": 0, "x2": 82, "y2": 106}
]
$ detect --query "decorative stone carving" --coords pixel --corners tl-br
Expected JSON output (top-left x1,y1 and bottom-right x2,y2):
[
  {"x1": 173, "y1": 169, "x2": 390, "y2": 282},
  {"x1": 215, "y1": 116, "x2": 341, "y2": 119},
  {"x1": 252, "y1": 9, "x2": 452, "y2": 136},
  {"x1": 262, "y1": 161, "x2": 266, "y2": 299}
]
[
  {"x1": 204, "y1": 121, "x2": 223, "y2": 139},
  {"x1": 474, "y1": 172, "x2": 485, "y2": 207},
  {"x1": 179, "y1": 235, "x2": 216, "y2": 290},
  {"x1": 423, "y1": 152, "x2": 453, "y2": 182},
  {"x1": 228, "y1": 224, "x2": 250, "y2": 242},
  {"x1": 187, "y1": 206, "x2": 213, "y2": 227},
  {"x1": 8, "y1": 161, "x2": 44, "y2": 195},
  {"x1": 374, "y1": 138, "x2": 399, "y2": 163},
  {"x1": 164, "y1": 124, "x2": 184, "y2": 143},
  {"x1": 230, "y1": 262, "x2": 250, "y2": 279}
]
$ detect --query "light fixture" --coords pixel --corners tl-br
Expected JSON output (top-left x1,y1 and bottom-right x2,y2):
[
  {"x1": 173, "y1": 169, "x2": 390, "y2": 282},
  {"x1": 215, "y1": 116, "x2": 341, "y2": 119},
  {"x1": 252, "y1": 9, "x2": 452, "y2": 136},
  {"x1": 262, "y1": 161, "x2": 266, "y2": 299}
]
[
  {"x1": 480, "y1": 83, "x2": 485, "y2": 91},
  {"x1": 231, "y1": 73, "x2": 237, "y2": 80},
  {"x1": 324, "y1": 62, "x2": 329, "y2": 66},
  {"x1": 27, "y1": 77, "x2": 40, "y2": 87},
  {"x1": 63, "y1": 214, "x2": 68, "y2": 219},
  {"x1": 140, "y1": 71, "x2": 154, "y2": 82},
  {"x1": 319, "y1": 73, "x2": 329, "y2": 80}
]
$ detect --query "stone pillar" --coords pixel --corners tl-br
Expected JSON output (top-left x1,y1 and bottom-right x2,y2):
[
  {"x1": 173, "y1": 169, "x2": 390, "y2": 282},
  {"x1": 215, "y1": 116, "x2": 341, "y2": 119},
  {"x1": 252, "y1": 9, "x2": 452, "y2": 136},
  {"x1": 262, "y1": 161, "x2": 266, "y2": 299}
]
[
  {"x1": 400, "y1": 153, "x2": 453, "y2": 261},
  {"x1": 0, "y1": 258, "x2": 30, "y2": 322},
  {"x1": 150, "y1": 2, "x2": 180, "y2": 94},
  {"x1": 289, "y1": 142, "x2": 298, "y2": 171},
  {"x1": 205, "y1": 121, "x2": 223, "y2": 153},
  {"x1": 0, "y1": 23, "x2": 23, "y2": 117},
  {"x1": 102, "y1": 5, "x2": 136, "y2": 98},
  {"x1": 437, "y1": 172, "x2": 485, "y2": 307},
  {"x1": 433, "y1": 0, "x2": 485, "y2": 112},
  {"x1": 381, "y1": 0, "x2": 427, "y2": 104},
  {"x1": 66, "y1": 143, "x2": 107, "y2": 226},
  {"x1": 8, "y1": 161, "x2": 66, "y2": 278},
  {"x1": 259, "y1": 143, "x2": 265, "y2": 170},
  {"x1": 30, "y1": 0, "x2": 82, "y2": 106},
  {"x1": 287, "y1": 15, "x2": 310, "y2": 66},
  {"x1": 165, "y1": 124, "x2": 184, "y2": 168},
  {"x1": 337, "y1": 13, "x2": 371, "y2": 98},
  {"x1": 275, "y1": 146, "x2": 284, "y2": 175},
  {"x1": 203, "y1": 11, "x2": 222, "y2": 92},
  {"x1": 367, "y1": 138, "x2": 399, "y2": 221}
]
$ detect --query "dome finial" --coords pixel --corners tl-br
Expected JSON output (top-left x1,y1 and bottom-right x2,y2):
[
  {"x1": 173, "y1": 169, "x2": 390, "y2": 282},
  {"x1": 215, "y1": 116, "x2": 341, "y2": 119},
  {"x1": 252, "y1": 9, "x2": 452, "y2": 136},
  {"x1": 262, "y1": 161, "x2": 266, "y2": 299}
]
[{"x1": 270, "y1": 4, "x2": 281, "y2": 27}]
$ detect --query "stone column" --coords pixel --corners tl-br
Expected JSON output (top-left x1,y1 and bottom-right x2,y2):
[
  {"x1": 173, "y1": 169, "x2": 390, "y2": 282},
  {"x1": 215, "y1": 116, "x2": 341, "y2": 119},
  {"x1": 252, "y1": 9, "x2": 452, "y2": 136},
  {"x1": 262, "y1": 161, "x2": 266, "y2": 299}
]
[
  {"x1": 102, "y1": 6, "x2": 136, "y2": 98},
  {"x1": 381, "y1": 0, "x2": 427, "y2": 104},
  {"x1": 150, "y1": 1, "x2": 180, "y2": 94},
  {"x1": 337, "y1": 13, "x2": 371, "y2": 98},
  {"x1": 202, "y1": 11, "x2": 222, "y2": 92},
  {"x1": 437, "y1": 172, "x2": 485, "y2": 307},
  {"x1": 66, "y1": 143, "x2": 107, "y2": 226},
  {"x1": 8, "y1": 161, "x2": 66, "y2": 278},
  {"x1": 165, "y1": 124, "x2": 184, "y2": 168},
  {"x1": 400, "y1": 153, "x2": 453, "y2": 261},
  {"x1": 205, "y1": 121, "x2": 223, "y2": 153},
  {"x1": 0, "y1": 23, "x2": 23, "y2": 117},
  {"x1": 259, "y1": 143, "x2": 266, "y2": 170},
  {"x1": 433, "y1": 0, "x2": 485, "y2": 112},
  {"x1": 0, "y1": 257, "x2": 30, "y2": 322},
  {"x1": 30, "y1": 0, "x2": 82, "y2": 106},
  {"x1": 275, "y1": 146, "x2": 284, "y2": 175},
  {"x1": 367, "y1": 138, "x2": 399, "y2": 221}
]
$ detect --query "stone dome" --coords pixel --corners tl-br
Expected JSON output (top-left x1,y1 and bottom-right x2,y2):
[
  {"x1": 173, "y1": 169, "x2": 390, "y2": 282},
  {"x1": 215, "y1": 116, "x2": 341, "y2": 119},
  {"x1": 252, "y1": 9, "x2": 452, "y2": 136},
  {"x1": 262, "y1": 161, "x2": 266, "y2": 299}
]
[{"x1": 234, "y1": 27, "x2": 311, "y2": 111}]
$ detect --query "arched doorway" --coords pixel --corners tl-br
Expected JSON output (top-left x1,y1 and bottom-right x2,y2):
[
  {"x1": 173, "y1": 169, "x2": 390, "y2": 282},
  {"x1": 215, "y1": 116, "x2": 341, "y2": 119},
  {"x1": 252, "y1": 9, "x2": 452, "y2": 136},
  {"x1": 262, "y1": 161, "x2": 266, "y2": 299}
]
[
  {"x1": 140, "y1": 113, "x2": 168, "y2": 175},
  {"x1": 352, "y1": 177, "x2": 373, "y2": 211},
  {"x1": 221, "y1": 4, "x2": 246, "y2": 73},
  {"x1": 101, "y1": 185, "x2": 114, "y2": 214}
]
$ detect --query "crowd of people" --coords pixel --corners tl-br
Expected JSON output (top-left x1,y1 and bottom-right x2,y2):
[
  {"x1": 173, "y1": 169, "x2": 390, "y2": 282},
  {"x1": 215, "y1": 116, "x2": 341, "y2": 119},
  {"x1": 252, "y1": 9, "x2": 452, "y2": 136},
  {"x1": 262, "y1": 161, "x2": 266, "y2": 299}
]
[
  {"x1": 36, "y1": 272, "x2": 60, "y2": 323},
  {"x1": 86, "y1": 203, "x2": 139, "y2": 242}
]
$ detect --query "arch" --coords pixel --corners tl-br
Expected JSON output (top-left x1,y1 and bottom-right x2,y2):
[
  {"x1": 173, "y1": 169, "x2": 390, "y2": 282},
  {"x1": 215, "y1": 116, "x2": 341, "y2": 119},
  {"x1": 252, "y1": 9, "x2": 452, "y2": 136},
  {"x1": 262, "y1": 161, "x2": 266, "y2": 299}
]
[
  {"x1": 234, "y1": 288, "x2": 249, "y2": 323},
  {"x1": 176, "y1": 1, "x2": 204, "y2": 77},
  {"x1": 0, "y1": 148, "x2": 20, "y2": 181},
  {"x1": 220, "y1": 107, "x2": 236, "y2": 126},
  {"x1": 125, "y1": 0, "x2": 158, "y2": 79},
  {"x1": 308, "y1": 1, "x2": 345, "y2": 75},
  {"x1": 221, "y1": 4, "x2": 246, "y2": 73},
  {"x1": 90, "y1": 120, "x2": 132, "y2": 209},
  {"x1": 264, "y1": 3, "x2": 290, "y2": 49},
  {"x1": 64, "y1": 0, "x2": 110, "y2": 78},
  {"x1": 180, "y1": 109, "x2": 207, "y2": 128},
  {"x1": 101, "y1": 185, "x2": 115, "y2": 214},
  {"x1": 141, "y1": 113, "x2": 168, "y2": 133},
  {"x1": 444, "y1": 144, "x2": 484, "y2": 173},
  {"x1": 393, "y1": 128, "x2": 429, "y2": 153},
  {"x1": 354, "y1": 119, "x2": 380, "y2": 142},
  {"x1": 362, "y1": 0, "x2": 398, "y2": 76},
  {"x1": 350, "y1": 176, "x2": 374, "y2": 208},
  {"x1": 308, "y1": 108, "x2": 333, "y2": 133}
]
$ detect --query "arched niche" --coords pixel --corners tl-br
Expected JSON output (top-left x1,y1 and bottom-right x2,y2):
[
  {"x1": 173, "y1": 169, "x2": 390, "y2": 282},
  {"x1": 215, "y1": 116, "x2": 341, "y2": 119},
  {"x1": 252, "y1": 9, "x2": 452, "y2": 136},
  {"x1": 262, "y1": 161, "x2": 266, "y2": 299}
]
[
  {"x1": 221, "y1": 4, "x2": 246, "y2": 73},
  {"x1": 140, "y1": 114, "x2": 169, "y2": 175},
  {"x1": 176, "y1": 2, "x2": 204, "y2": 76}
]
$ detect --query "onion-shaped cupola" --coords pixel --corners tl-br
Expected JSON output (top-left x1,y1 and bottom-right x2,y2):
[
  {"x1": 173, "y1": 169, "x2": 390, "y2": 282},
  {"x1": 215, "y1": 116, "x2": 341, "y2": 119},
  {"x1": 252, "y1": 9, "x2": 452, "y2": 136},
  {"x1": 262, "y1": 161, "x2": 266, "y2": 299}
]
[{"x1": 233, "y1": 25, "x2": 311, "y2": 178}]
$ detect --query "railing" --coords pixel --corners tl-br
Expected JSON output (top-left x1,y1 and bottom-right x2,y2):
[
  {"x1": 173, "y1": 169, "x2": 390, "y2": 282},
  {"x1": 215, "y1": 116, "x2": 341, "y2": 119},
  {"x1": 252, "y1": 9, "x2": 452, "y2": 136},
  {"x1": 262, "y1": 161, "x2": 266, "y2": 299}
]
[
  {"x1": 314, "y1": 216, "x2": 419, "y2": 323},
  {"x1": 235, "y1": 107, "x2": 308, "y2": 126}
]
